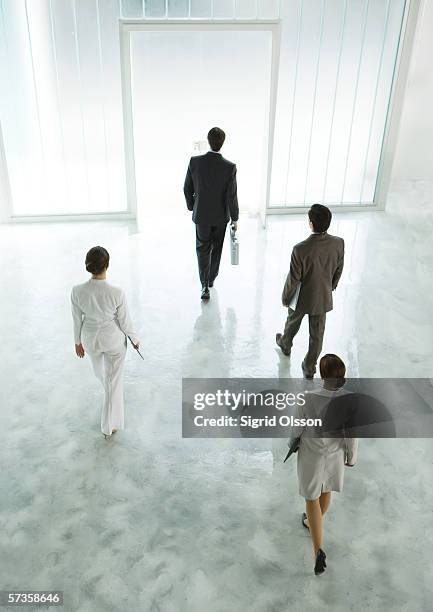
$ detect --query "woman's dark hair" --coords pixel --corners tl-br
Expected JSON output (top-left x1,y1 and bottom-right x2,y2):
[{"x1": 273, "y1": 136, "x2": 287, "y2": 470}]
[
  {"x1": 320, "y1": 354, "x2": 346, "y2": 388},
  {"x1": 85, "y1": 246, "x2": 109, "y2": 275},
  {"x1": 308, "y1": 203, "x2": 332, "y2": 233},
  {"x1": 207, "y1": 127, "x2": 225, "y2": 151}
]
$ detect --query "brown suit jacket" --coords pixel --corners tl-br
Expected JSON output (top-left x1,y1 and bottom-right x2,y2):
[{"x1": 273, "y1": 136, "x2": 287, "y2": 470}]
[{"x1": 282, "y1": 232, "x2": 344, "y2": 315}]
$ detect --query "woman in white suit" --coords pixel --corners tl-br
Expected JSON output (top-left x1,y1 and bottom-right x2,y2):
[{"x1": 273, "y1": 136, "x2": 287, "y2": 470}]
[
  {"x1": 290, "y1": 354, "x2": 358, "y2": 575},
  {"x1": 71, "y1": 246, "x2": 140, "y2": 438}
]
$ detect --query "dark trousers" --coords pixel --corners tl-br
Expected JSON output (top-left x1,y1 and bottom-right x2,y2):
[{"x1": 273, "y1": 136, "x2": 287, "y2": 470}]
[
  {"x1": 195, "y1": 222, "x2": 227, "y2": 286},
  {"x1": 281, "y1": 308, "x2": 326, "y2": 375}
]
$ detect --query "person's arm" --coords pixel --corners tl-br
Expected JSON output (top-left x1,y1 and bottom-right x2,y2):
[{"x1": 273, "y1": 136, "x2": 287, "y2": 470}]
[
  {"x1": 344, "y1": 437, "x2": 358, "y2": 466},
  {"x1": 116, "y1": 291, "x2": 140, "y2": 347},
  {"x1": 282, "y1": 247, "x2": 302, "y2": 307},
  {"x1": 227, "y1": 164, "x2": 239, "y2": 226},
  {"x1": 71, "y1": 289, "x2": 84, "y2": 357},
  {"x1": 183, "y1": 159, "x2": 195, "y2": 211},
  {"x1": 332, "y1": 238, "x2": 345, "y2": 290}
]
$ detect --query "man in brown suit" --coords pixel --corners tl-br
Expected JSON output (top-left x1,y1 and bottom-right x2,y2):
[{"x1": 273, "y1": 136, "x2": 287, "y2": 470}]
[{"x1": 276, "y1": 204, "x2": 344, "y2": 379}]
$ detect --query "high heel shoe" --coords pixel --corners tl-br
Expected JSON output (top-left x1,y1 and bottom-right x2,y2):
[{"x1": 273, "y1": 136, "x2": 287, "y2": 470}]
[
  {"x1": 314, "y1": 548, "x2": 327, "y2": 575},
  {"x1": 301, "y1": 512, "x2": 309, "y2": 530}
]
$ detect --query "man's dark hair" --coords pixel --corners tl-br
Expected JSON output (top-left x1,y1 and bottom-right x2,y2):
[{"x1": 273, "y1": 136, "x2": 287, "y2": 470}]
[
  {"x1": 207, "y1": 127, "x2": 225, "y2": 152},
  {"x1": 85, "y1": 246, "x2": 110, "y2": 275},
  {"x1": 308, "y1": 203, "x2": 332, "y2": 233}
]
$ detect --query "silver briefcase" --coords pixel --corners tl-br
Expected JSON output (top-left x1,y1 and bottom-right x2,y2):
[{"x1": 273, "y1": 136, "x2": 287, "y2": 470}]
[{"x1": 230, "y1": 226, "x2": 239, "y2": 265}]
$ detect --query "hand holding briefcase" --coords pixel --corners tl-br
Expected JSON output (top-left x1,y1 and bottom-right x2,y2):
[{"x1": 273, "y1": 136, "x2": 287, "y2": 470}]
[{"x1": 230, "y1": 225, "x2": 239, "y2": 265}]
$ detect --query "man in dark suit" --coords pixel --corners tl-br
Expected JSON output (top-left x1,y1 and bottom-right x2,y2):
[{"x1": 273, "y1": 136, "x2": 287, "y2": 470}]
[
  {"x1": 276, "y1": 204, "x2": 344, "y2": 378},
  {"x1": 184, "y1": 127, "x2": 239, "y2": 300}
]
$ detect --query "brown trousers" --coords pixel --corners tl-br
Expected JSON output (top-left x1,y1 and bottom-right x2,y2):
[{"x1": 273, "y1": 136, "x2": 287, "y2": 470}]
[{"x1": 281, "y1": 308, "x2": 326, "y2": 376}]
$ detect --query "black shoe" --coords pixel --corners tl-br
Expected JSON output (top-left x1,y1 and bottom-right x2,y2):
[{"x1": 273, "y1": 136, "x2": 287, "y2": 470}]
[
  {"x1": 314, "y1": 548, "x2": 327, "y2": 575},
  {"x1": 201, "y1": 285, "x2": 210, "y2": 300},
  {"x1": 209, "y1": 280, "x2": 214, "y2": 288},
  {"x1": 301, "y1": 362, "x2": 314, "y2": 379},
  {"x1": 276, "y1": 333, "x2": 290, "y2": 357},
  {"x1": 301, "y1": 512, "x2": 309, "y2": 530}
]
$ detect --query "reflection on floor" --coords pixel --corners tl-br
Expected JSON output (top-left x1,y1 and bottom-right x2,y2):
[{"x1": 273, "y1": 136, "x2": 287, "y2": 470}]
[{"x1": 0, "y1": 200, "x2": 432, "y2": 611}]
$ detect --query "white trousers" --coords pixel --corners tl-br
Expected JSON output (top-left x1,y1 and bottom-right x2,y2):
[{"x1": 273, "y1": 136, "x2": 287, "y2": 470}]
[{"x1": 86, "y1": 336, "x2": 127, "y2": 436}]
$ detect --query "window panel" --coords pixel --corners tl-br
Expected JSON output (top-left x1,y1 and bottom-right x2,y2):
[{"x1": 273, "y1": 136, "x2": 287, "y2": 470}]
[
  {"x1": 361, "y1": 0, "x2": 405, "y2": 201},
  {"x1": 212, "y1": 0, "x2": 235, "y2": 19},
  {"x1": 0, "y1": 0, "x2": 409, "y2": 216},
  {"x1": 167, "y1": 0, "x2": 188, "y2": 18},
  {"x1": 270, "y1": 0, "x2": 406, "y2": 207},
  {"x1": 321, "y1": 0, "x2": 369, "y2": 205},
  {"x1": 342, "y1": 0, "x2": 390, "y2": 203},
  {"x1": 0, "y1": 0, "x2": 126, "y2": 215},
  {"x1": 0, "y1": 0, "x2": 45, "y2": 215},
  {"x1": 74, "y1": 0, "x2": 110, "y2": 211},
  {"x1": 121, "y1": 0, "x2": 143, "y2": 19},
  {"x1": 97, "y1": 0, "x2": 127, "y2": 212},
  {"x1": 190, "y1": 0, "x2": 212, "y2": 18},
  {"x1": 50, "y1": 0, "x2": 90, "y2": 213},
  {"x1": 258, "y1": 0, "x2": 279, "y2": 20},
  {"x1": 268, "y1": 0, "x2": 302, "y2": 206},
  {"x1": 235, "y1": 0, "x2": 257, "y2": 19},
  {"x1": 303, "y1": 0, "x2": 347, "y2": 204},
  {"x1": 144, "y1": 0, "x2": 166, "y2": 18},
  {"x1": 284, "y1": 0, "x2": 325, "y2": 205}
]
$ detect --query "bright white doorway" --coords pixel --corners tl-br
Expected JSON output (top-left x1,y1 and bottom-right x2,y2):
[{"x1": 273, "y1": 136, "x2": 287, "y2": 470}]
[{"x1": 120, "y1": 22, "x2": 280, "y2": 227}]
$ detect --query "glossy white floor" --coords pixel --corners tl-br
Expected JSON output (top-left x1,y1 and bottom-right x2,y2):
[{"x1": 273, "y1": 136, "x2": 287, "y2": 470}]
[{"x1": 1, "y1": 189, "x2": 433, "y2": 611}]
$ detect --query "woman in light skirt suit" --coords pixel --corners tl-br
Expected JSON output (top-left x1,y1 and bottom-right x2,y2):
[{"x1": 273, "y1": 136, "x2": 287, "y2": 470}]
[
  {"x1": 290, "y1": 354, "x2": 358, "y2": 575},
  {"x1": 71, "y1": 246, "x2": 140, "y2": 438}
]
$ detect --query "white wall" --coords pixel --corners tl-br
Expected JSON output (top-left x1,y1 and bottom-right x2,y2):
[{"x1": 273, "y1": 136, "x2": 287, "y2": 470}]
[{"x1": 391, "y1": 0, "x2": 433, "y2": 181}]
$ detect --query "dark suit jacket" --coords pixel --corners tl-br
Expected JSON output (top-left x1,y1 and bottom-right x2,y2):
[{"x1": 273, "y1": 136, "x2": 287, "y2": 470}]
[
  {"x1": 183, "y1": 151, "x2": 239, "y2": 225},
  {"x1": 282, "y1": 232, "x2": 344, "y2": 315}
]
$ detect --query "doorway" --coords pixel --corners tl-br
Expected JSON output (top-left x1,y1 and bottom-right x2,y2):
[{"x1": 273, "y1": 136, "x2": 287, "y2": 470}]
[{"x1": 120, "y1": 22, "x2": 280, "y2": 227}]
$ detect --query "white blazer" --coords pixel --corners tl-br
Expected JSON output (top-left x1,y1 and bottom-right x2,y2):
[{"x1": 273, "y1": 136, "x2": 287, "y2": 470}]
[
  {"x1": 290, "y1": 386, "x2": 358, "y2": 500},
  {"x1": 71, "y1": 279, "x2": 139, "y2": 352}
]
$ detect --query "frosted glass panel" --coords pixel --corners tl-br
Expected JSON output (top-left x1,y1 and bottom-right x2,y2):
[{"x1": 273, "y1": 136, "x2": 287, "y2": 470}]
[
  {"x1": 190, "y1": 0, "x2": 212, "y2": 18},
  {"x1": 121, "y1": 0, "x2": 278, "y2": 19},
  {"x1": 270, "y1": 0, "x2": 406, "y2": 207},
  {"x1": 235, "y1": 0, "x2": 257, "y2": 19},
  {"x1": 0, "y1": 0, "x2": 409, "y2": 217},
  {"x1": 0, "y1": 0, "x2": 126, "y2": 215},
  {"x1": 303, "y1": 0, "x2": 347, "y2": 204},
  {"x1": 321, "y1": 0, "x2": 369, "y2": 204},
  {"x1": 130, "y1": 30, "x2": 272, "y2": 218},
  {"x1": 0, "y1": 0, "x2": 45, "y2": 214},
  {"x1": 167, "y1": 0, "x2": 188, "y2": 18},
  {"x1": 121, "y1": 0, "x2": 143, "y2": 18},
  {"x1": 258, "y1": 0, "x2": 279, "y2": 20},
  {"x1": 361, "y1": 0, "x2": 405, "y2": 201},
  {"x1": 212, "y1": 0, "x2": 235, "y2": 18},
  {"x1": 144, "y1": 0, "x2": 166, "y2": 18}
]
